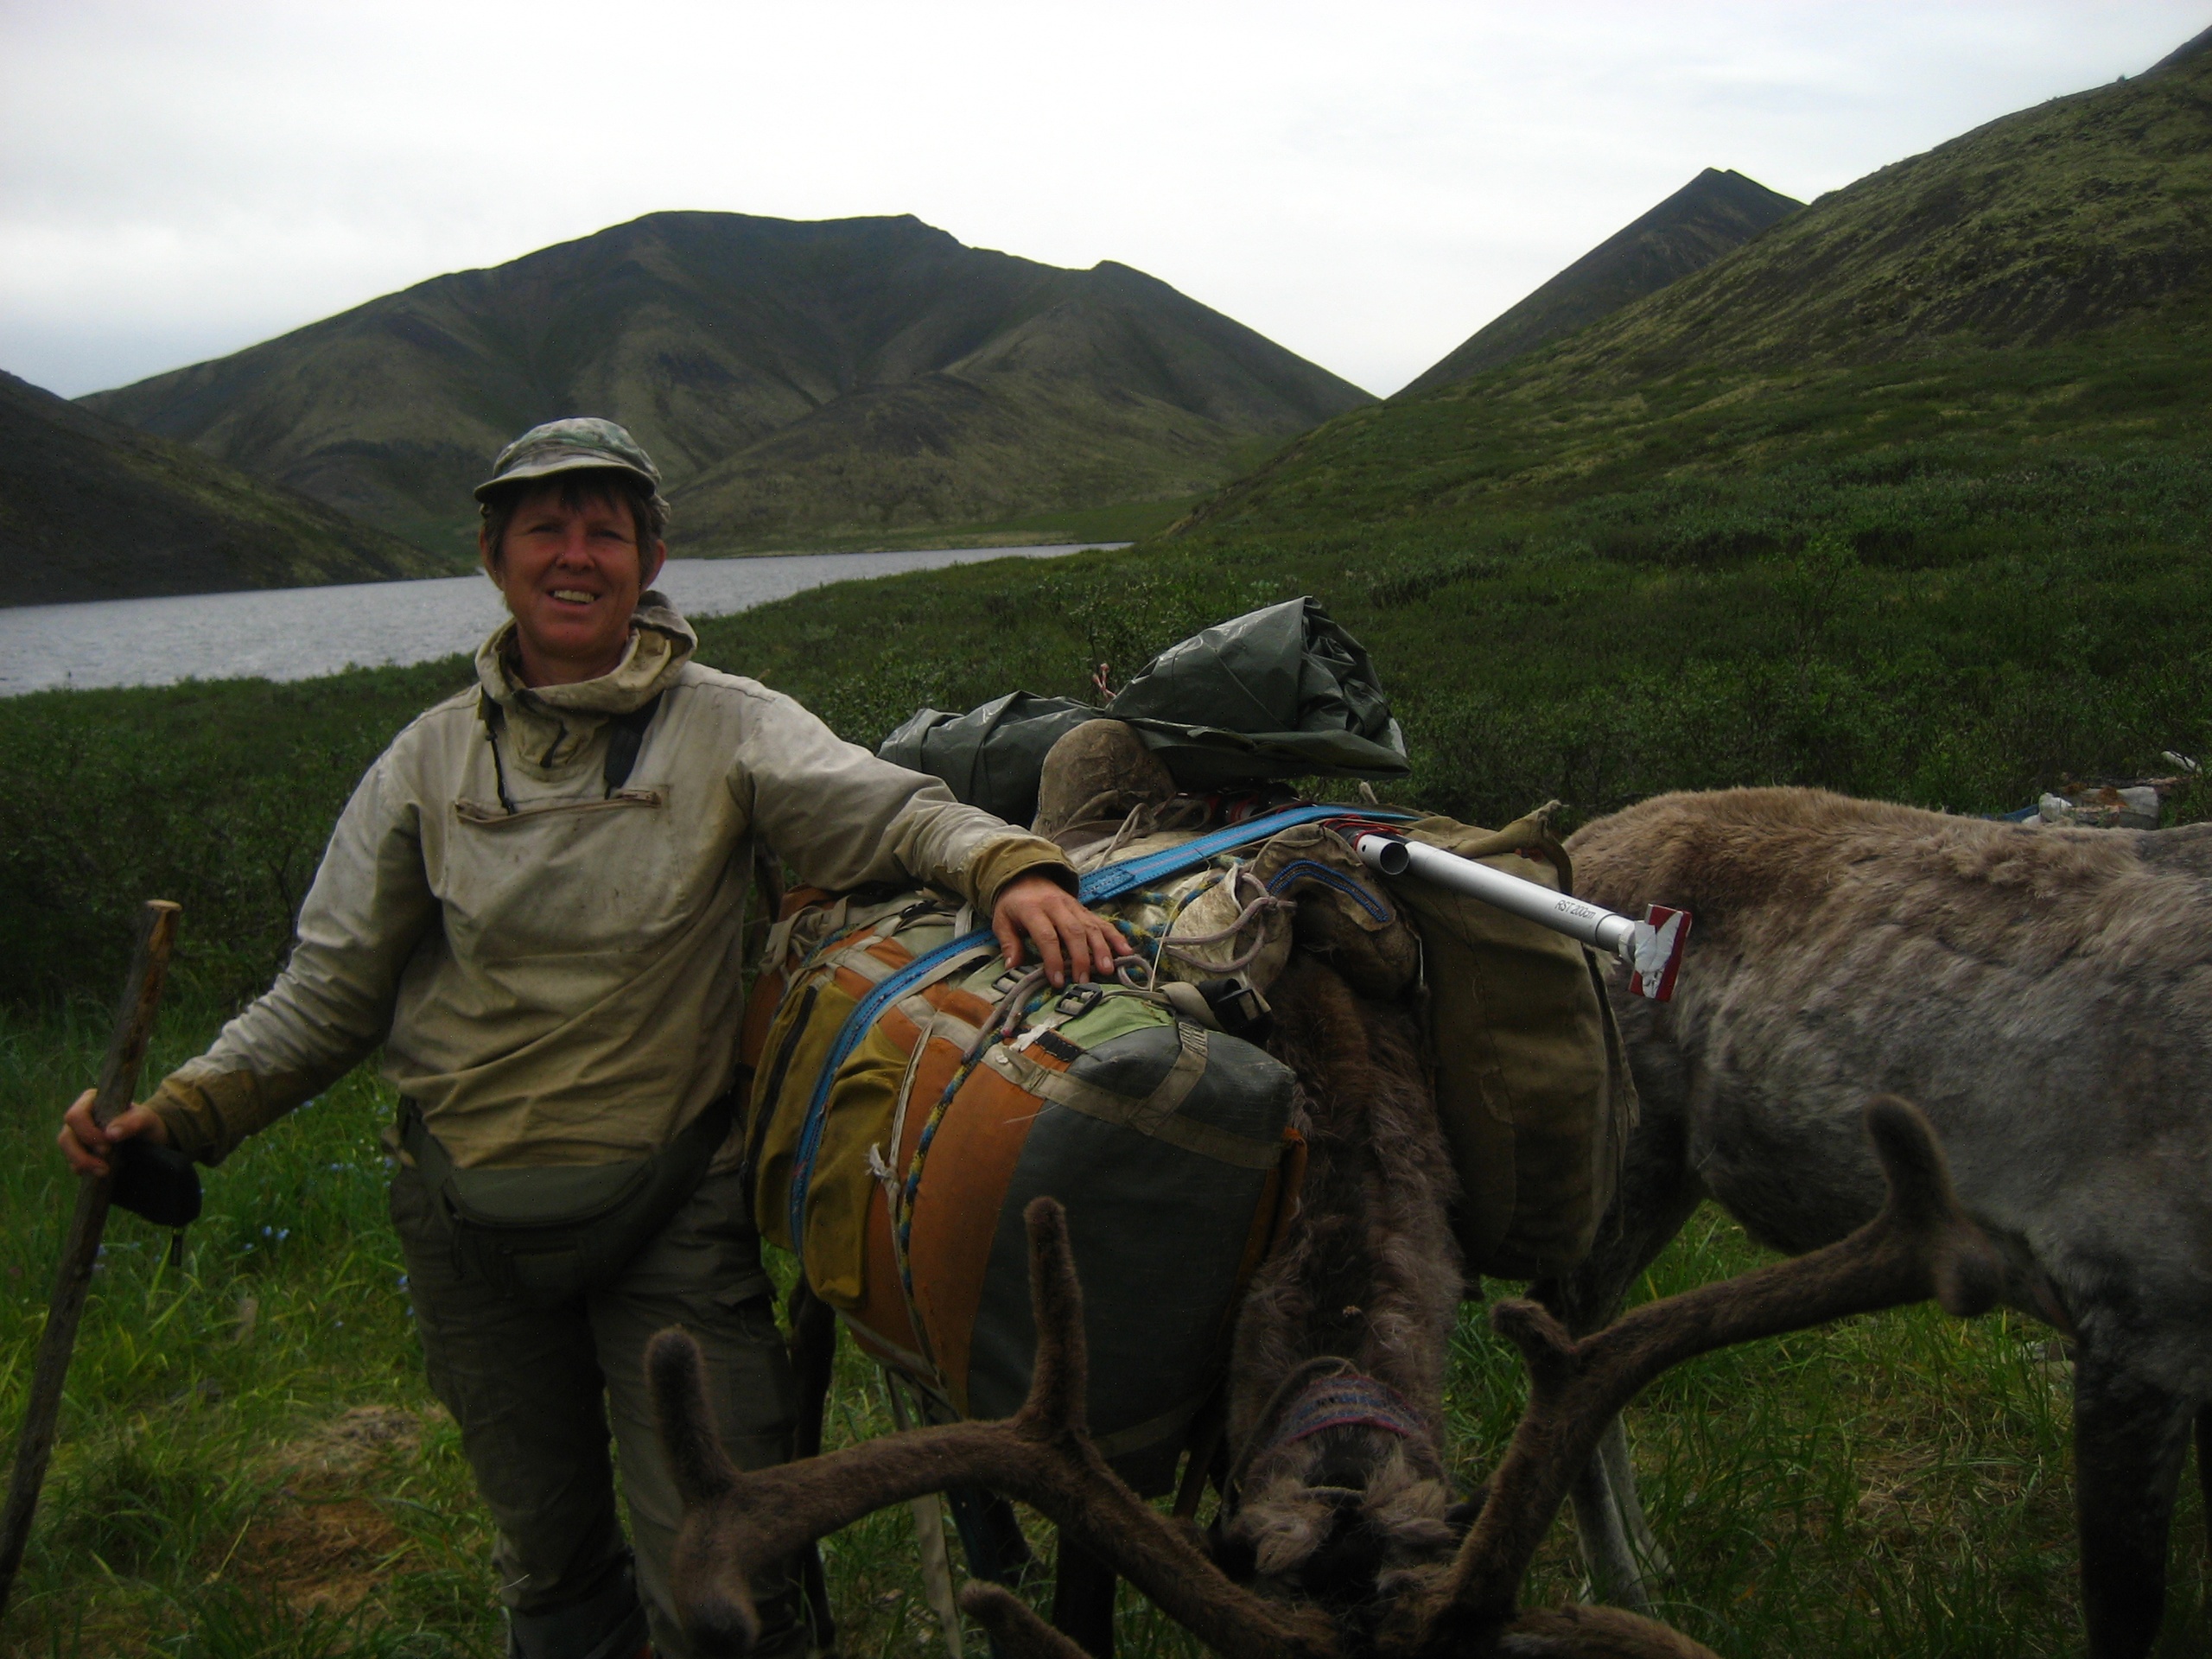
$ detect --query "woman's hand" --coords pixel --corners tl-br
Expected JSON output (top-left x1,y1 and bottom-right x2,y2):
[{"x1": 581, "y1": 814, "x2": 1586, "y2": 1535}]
[
  {"x1": 58, "y1": 1087, "x2": 169, "y2": 1179},
  {"x1": 992, "y1": 873, "x2": 1130, "y2": 988}
]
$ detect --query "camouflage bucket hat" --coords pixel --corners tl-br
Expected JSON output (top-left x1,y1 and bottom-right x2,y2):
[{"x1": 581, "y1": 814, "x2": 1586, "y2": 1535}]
[{"x1": 474, "y1": 416, "x2": 662, "y2": 501}]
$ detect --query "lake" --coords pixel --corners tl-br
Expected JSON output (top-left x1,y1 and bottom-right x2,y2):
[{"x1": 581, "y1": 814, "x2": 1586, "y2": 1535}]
[{"x1": 0, "y1": 544, "x2": 1104, "y2": 696}]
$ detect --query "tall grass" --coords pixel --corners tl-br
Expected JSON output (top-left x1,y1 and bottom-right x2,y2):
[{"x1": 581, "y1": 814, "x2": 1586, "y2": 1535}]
[{"x1": 0, "y1": 999, "x2": 493, "y2": 1657}]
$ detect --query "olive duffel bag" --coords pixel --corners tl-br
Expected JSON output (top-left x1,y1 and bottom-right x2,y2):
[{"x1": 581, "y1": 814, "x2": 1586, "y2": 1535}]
[{"x1": 741, "y1": 888, "x2": 1305, "y2": 1495}]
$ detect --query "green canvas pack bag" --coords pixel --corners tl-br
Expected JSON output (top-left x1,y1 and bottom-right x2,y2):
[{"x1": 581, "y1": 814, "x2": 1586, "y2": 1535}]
[
  {"x1": 399, "y1": 1090, "x2": 738, "y2": 1307},
  {"x1": 878, "y1": 597, "x2": 1410, "y2": 822},
  {"x1": 1383, "y1": 810, "x2": 1638, "y2": 1281}
]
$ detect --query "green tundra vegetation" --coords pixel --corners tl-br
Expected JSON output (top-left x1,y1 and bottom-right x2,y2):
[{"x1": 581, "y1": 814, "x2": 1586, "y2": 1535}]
[{"x1": 5, "y1": 34, "x2": 2212, "y2": 1659}]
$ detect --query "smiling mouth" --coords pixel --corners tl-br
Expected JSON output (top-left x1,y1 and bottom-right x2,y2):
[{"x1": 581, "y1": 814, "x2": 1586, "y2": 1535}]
[{"x1": 550, "y1": 588, "x2": 598, "y2": 604}]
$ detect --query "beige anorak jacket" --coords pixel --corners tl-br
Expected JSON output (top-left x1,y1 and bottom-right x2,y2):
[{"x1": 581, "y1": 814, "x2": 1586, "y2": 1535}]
[{"x1": 145, "y1": 599, "x2": 1071, "y2": 1170}]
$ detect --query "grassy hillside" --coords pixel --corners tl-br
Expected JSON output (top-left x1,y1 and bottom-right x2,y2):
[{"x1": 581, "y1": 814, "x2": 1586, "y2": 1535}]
[
  {"x1": 78, "y1": 214, "x2": 1370, "y2": 562},
  {"x1": 0, "y1": 372, "x2": 452, "y2": 607},
  {"x1": 1401, "y1": 168, "x2": 1802, "y2": 395}
]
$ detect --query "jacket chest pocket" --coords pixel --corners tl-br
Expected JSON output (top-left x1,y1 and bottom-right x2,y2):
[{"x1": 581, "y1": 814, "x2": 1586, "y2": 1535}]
[{"x1": 442, "y1": 789, "x2": 705, "y2": 962}]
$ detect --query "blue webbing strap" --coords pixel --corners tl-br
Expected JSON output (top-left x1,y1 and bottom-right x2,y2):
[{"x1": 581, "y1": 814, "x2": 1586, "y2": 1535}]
[{"x1": 783, "y1": 802, "x2": 1418, "y2": 1256}]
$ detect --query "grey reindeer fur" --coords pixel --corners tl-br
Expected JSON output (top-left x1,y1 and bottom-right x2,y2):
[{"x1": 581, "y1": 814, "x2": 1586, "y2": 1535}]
[{"x1": 1558, "y1": 785, "x2": 2212, "y2": 1659}]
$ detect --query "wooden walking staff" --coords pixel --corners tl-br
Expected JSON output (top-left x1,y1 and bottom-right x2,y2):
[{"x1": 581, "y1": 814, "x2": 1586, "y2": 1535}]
[{"x1": 0, "y1": 900, "x2": 181, "y2": 1619}]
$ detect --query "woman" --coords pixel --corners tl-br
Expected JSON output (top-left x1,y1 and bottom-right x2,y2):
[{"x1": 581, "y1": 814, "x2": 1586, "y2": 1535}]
[{"x1": 60, "y1": 417, "x2": 1123, "y2": 1659}]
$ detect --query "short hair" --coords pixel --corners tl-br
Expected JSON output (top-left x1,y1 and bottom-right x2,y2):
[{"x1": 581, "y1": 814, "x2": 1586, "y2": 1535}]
[{"x1": 479, "y1": 471, "x2": 671, "y2": 576}]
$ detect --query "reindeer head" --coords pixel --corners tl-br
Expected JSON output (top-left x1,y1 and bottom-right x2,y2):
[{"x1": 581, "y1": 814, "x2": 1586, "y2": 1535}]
[{"x1": 651, "y1": 1095, "x2": 2001, "y2": 1658}]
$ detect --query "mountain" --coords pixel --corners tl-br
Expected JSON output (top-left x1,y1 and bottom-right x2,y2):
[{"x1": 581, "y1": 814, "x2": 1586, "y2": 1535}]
[
  {"x1": 1400, "y1": 168, "x2": 1801, "y2": 396},
  {"x1": 925, "y1": 29, "x2": 2212, "y2": 836},
  {"x1": 0, "y1": 370, "x2": 449, "y2": 607},
  {"x1": 79, "y1": 213, "x2": 1373, "y2": 558},
  {"x1": 1189, "y1": 34, "x2": 2212, "y2": 540}
]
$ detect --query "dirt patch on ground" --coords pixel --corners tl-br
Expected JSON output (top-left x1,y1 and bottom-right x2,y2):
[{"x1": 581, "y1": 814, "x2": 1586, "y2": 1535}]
[
  {"x1": 274, "y1": 1404, "x2": 427, "y2": 1478},
  {"x1": 239, "y1": 1494, "x2": 411, "y2": 1613},
  {"x1": 230, "y1": 1405, "x2": 436, "y2": 1614}
]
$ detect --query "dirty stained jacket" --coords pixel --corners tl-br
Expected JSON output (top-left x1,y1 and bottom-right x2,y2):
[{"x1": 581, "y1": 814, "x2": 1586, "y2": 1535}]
[{"x1": 143, "y1": 598, "x2": 1071, "y2": 1171}]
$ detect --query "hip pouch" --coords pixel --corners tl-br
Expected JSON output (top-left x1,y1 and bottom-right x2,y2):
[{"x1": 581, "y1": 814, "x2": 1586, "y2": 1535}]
[{"x1": 399, "y1": 1091, "x2": 737, "y2": 1309}]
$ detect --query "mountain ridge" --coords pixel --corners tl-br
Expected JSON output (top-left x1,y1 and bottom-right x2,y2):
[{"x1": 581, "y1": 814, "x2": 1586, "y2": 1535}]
[
  {"x1": 1180, "y1": 39, "x2": 2212, "y2": 543},
  {"x1": 81, "y1": 213, "x2": 1371, "y2": 556},
  {"x1": 1, "y1": 370, "x2": 449, "y2": 607},
  {"x1": 1401, "y1": 168, "x2": 1802, "y2": 396}
]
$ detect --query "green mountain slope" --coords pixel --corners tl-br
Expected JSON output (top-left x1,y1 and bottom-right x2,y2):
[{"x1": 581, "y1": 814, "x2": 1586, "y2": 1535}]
[
  {"x1": 0, "y1": 370, "x2": 451, "y2": 607},
  {"x1": 79, "y1": 213, "x2": 1371, "y2": 559},
  {"x1": 1178, "y1": 40, "x2": 2212, "y2": 537},
  {"x1": 671, "y1": 34, "x2": 2212, "y2": 845},
  {"x1": 1402, "y1": 168, "x2": 1802, "y2": 395}
]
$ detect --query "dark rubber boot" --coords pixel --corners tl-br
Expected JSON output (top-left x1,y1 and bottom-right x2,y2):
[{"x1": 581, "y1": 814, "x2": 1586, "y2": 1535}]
[{"x1": 508, "y1": 1560, "x2": 650, "y2": 1659}]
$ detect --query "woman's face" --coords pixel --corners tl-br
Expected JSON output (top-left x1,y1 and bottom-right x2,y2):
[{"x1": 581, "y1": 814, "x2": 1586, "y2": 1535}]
[{"x1": 484, "y1": 480, "x2": 666, "y2": 686}]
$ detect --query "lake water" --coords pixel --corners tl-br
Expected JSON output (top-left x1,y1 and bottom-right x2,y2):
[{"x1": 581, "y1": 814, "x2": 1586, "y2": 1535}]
[{"x1": 0, "y1": 544, "x2": 1105, "y2": 696}]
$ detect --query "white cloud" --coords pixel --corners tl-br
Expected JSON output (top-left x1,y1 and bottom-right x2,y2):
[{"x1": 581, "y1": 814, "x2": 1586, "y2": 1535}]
[{"x1": 0, "y1": 0, "x2": 2198, "y2": 397}]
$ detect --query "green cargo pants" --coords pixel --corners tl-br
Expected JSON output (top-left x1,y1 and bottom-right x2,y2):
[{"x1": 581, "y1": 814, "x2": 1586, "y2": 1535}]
[{"x1": 391, "y1": 1163, "x2": 804, "y2": 1659}]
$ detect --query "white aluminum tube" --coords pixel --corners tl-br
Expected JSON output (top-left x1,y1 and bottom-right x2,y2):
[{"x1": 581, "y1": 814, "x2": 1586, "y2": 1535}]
[{"x1": 1356, "y1": 833, "x2": 1640, "y2": 958}]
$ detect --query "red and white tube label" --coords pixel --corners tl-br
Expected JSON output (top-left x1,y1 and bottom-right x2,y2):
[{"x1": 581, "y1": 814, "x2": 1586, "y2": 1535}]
[{"x1": 1628, "y1": 906, "x2": 1690, "y2": 1002}]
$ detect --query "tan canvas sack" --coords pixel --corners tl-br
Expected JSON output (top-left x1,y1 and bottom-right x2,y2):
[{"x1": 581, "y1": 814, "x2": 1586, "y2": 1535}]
[{"x1": 1384, "y1": 810, "x2": 1637, "y2": 1280}]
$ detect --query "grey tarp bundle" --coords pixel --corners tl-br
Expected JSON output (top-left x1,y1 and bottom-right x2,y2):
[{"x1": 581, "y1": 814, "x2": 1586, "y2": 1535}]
[{"x1": 879, "y1": 597, "x2": 1409, "y2": 823}]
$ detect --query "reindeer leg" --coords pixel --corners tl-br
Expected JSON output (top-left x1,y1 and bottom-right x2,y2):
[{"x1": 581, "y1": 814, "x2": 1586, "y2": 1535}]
[
  {"x1": 785, "y1": 1281, "x2": 839, "y2": 1648},
  {"x1": 1568, "y1": 1433, "x2": 1652, "y2": 1616},
  {"x1": 2074, "y1": 1348, "x2": 2193, "y2": 1659},
  {"x1": 1049, "y1": 1535, "x2": 1117, "y2": 1658},
  {"x1": 786, "y1": 1280, "x2": 837, "y2": 1460},
  {"x1": 1399, "y1": 1097, "x2": 2003, "y2": 1654},
  {"x1": 946, "y1": 1487, "x2": 1035, "y2": 1587},
  {"x1": 1537, "y1": 1125, "x2": 1700, "y2": 1615},
  {"x1": 1598, "y1": 1417, "x2": 1671, "y2": 1584}
]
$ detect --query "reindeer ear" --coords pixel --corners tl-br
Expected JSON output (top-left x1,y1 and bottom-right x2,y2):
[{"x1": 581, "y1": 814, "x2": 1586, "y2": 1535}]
[
  {"x1": 649, "y1": 1326, "x2": 740, "y2": 1503},
  {"x1": 1862, "y1": 1096, "x2": 2004, "y2": 1318},
  {"x1": 649, "y1": 1326, "x2": 765, "y2": 1653}
]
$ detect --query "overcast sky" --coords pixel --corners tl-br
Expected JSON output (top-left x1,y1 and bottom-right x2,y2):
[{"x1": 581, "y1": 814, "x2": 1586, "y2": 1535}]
[{"x1": 2, "y1": 1, "x2": 2202, "y2": 400}]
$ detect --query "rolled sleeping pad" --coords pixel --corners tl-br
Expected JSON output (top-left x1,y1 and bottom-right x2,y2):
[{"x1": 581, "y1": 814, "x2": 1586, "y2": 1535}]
[{"x1": 1355, "y1": 833, "x2": 1689, "y2": 1002}]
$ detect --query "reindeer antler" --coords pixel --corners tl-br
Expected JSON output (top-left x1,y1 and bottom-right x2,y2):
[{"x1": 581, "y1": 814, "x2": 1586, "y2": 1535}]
[
  {"x1": 650, "y1": 1197, "x2": 1339, "y2": 1659},
  {"x1": 1394, "y1": 1095, "x2": 2002, "y2": 1654}
]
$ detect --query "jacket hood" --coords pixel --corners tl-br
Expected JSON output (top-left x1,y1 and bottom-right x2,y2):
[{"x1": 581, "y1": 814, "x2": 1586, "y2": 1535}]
[{"x1": 475, "y1": 594, "x2": 696, "y2": 772}]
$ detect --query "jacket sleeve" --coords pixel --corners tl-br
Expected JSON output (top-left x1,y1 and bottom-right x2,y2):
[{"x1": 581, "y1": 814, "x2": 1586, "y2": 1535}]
[
  {"x1": 144, "y1": 749, "x2": 440, "y2": 1164},
  {"x1": 732, "y1": 685, "x2": 1072, "y2": 908}
]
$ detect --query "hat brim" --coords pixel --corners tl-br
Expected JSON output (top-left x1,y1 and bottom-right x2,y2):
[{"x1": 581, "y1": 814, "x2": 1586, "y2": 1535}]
[{"x1": 473, "y1": 452, "x2": 658, "y2": 502}]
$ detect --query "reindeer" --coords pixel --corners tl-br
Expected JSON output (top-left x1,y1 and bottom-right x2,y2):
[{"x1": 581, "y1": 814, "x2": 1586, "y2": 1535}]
[
  {"x1": 655, "y1": 955, "x2": 2000, "y2": 1656},
  {"x1": 1555, "y1": 785, "x2": 2212, "y2": 1659}
]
